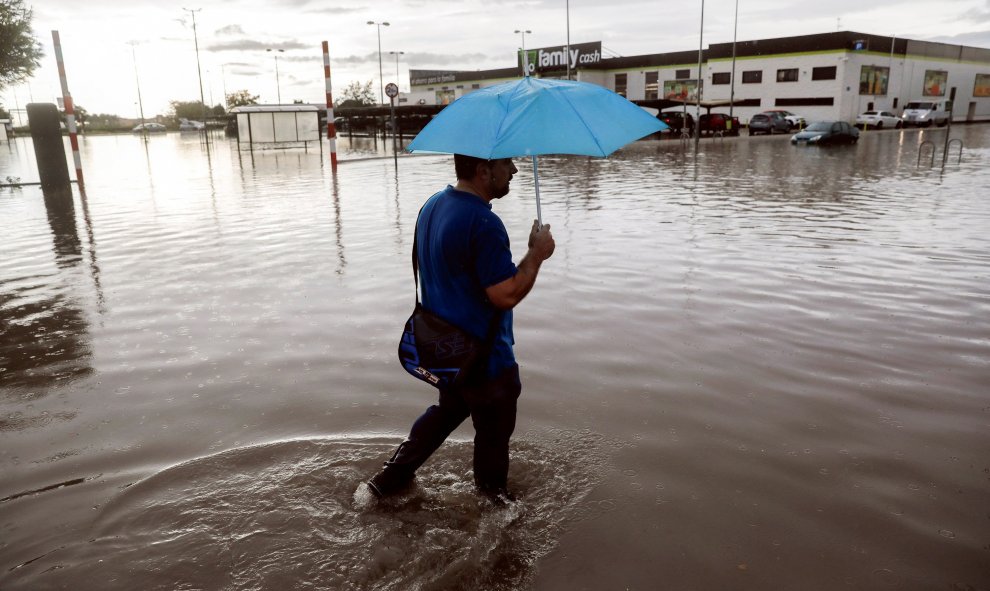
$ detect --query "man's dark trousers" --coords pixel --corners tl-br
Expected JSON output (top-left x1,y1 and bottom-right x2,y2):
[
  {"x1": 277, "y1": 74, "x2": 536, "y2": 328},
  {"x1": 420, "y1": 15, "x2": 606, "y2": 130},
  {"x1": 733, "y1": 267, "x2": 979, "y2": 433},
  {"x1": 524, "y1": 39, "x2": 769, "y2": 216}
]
[{"x1": 382, "y1": 364, "x2": 521, "y2": 492}]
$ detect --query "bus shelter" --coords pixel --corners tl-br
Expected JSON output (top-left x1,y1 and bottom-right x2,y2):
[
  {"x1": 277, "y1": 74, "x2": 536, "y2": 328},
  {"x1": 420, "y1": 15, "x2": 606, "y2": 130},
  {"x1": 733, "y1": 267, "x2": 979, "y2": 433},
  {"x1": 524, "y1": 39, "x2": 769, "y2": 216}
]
[{"x1": 230, "y1": 104, "x2": 320, "y2": 150}]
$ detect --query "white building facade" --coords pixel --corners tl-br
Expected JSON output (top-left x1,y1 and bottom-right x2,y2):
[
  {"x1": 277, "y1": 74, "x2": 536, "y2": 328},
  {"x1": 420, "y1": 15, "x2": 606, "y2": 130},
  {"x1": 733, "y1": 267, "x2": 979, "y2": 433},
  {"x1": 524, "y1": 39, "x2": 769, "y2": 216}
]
[{"x1": 407, "y1": 32, "x2": 990, "y2": 124}]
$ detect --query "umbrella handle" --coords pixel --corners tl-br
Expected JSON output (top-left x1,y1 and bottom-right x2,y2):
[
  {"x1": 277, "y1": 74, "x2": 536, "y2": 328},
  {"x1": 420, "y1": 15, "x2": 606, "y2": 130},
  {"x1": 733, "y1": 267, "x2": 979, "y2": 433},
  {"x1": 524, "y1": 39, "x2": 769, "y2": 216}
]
[{"x1": 532, "y1": 155, "x2": 543, "y2": 228}]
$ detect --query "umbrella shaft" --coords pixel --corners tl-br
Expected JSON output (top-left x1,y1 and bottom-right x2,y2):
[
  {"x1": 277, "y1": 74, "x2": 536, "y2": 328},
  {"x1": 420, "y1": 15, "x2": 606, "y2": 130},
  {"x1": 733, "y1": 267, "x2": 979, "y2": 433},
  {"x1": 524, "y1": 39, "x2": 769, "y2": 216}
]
[{"x1": 532, "y1": 156, "x2": 543, "y2": 227}]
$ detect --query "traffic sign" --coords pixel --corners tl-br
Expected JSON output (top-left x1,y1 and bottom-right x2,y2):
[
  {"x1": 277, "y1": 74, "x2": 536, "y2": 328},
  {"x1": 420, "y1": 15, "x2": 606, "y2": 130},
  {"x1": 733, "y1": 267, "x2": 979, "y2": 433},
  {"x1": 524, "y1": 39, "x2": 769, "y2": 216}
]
[{"x1": 385, "y1": 83, "x2": 399, "y2": 98}]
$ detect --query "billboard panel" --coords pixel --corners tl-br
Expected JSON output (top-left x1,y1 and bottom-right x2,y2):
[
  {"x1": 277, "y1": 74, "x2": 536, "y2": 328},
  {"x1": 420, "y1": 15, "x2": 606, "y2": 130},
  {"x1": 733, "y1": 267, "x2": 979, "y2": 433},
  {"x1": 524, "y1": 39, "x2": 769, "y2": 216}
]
[{"x1": 663, "y1": 80, "x2": 699, "y2": 102}]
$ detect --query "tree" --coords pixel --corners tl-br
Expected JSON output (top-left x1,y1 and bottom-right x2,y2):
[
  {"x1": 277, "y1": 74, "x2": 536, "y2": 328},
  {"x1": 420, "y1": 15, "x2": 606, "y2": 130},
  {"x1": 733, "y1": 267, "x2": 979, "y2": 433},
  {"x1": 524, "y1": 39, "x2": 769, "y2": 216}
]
[
  {"x1": 334, "y1": 80, "x2": 375, "y2": 108},
  {"x1": 168, "y1": 100, "x2": 209, "y2": 121},
  {"x1": 226, "y1": 89, "x2": 259, "y2": 109},
  {"x1": 87, "y1": 113, "x2": 122, "y2": 130},
  {"x1": 0, "y1": 0, "x2": 44, "y2": 89}
]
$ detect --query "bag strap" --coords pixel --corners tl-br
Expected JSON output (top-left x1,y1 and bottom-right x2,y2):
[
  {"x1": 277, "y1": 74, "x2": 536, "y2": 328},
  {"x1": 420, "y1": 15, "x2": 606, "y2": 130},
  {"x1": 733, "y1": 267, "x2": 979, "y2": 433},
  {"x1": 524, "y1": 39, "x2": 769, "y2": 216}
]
[{"x1": 412, "y1": 196, "x2": 502, "y2": 346}]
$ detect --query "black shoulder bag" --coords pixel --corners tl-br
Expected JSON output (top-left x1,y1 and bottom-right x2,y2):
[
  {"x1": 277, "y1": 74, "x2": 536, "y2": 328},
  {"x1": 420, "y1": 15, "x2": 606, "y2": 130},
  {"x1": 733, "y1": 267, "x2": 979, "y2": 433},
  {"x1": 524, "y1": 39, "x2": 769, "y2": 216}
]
[{"x1": 397, "y1": 205, "x2": 500, "y2": 389}]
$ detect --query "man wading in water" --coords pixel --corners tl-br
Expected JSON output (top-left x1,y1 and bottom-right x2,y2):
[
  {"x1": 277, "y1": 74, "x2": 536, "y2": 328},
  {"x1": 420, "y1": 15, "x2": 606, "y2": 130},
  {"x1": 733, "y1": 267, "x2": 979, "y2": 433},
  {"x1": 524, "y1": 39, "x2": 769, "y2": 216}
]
[{"x1": 368, "y1": 154, "x2": 555, "y2": 503}]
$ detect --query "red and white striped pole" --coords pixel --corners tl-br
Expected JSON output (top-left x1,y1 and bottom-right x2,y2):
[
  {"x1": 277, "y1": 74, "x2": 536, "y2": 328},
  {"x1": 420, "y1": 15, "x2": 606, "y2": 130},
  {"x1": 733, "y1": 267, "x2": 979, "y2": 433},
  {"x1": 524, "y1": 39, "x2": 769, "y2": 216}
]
[
  {"x1": 322, "y1": 41, "x2": 338, "y2": 173},
  {"x1": 52, "y1": 30, "x2": 84, "y2": 188}
]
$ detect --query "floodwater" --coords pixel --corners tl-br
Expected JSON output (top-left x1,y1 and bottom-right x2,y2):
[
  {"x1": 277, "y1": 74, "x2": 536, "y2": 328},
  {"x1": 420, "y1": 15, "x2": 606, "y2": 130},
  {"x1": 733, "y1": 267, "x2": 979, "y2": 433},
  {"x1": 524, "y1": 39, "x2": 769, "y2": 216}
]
[{"x1": 1, "y1": 127, "x2": 989, "y2": 590}]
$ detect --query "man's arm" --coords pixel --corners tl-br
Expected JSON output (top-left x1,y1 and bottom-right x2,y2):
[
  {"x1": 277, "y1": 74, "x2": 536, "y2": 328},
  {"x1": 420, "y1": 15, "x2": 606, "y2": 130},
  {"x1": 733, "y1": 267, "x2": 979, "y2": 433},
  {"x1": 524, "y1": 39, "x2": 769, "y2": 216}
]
[{"x1": 485, "y1": 220, "x2": 555, "y2": 310}]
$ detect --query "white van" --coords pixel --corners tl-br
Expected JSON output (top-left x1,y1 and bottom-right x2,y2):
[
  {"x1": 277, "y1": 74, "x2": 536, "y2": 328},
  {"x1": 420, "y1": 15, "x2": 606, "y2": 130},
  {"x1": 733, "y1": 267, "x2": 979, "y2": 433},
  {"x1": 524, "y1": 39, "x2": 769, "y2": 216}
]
[{"x1": 901, "y1": 99, "x2": 950, "y2": 127}]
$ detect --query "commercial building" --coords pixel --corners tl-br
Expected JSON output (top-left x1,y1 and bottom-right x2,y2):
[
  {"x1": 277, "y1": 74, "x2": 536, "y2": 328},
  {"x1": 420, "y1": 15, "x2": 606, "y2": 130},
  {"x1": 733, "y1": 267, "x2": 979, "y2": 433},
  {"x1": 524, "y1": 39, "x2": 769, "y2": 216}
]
[{"x1": 406, "y1": 31, "x2": 990, "y2": 124}]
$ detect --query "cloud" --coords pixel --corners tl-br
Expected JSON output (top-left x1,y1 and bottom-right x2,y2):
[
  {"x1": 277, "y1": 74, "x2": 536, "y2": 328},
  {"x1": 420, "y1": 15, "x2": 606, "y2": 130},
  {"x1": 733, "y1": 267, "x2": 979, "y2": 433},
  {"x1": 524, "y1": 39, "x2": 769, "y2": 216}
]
[
  {"x1": 305, "y1": 6, "x2": 367, "y2": 14},
  {"x1": 331, "y1": 52, "x2": 382, "y2": 66},
  {"x1": 962, "y1": 1, "x2": 990, "y2": 23},
  {"x1": 215, "y1": 25, "x2": 246, "y2": 36},
  {"x1": 281, "y1": 55, "x2": 322, "y2": 63},
  {"x1": 205, "y1": 40, "x2": 311, "y2": 52},
  {"x1": 327, "y1": 51, "x2": 490, "y2": 67},
  {"x1": 925, "y1": 29, "x2": 990, "y2": 47},
  {"x1": 404, "y1": 52, "x2": 491, "y2": 66}
]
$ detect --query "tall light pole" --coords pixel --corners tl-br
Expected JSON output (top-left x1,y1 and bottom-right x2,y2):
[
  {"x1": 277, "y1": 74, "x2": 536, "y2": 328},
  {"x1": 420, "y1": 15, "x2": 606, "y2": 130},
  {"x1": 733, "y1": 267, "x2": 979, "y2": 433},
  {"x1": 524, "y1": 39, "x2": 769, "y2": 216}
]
[
  {"x1": 565, "y1": 0, "x2": 571, "y2": 80},
  {"x1": 695, "y1": 0, "x2": 705, "y2": 152},
  {"x1": 515, "y1": 29, "x2": 532, "y2": 77},
  {"x1": 182, "y1": 7, "x2": 207, "y2": 125},
  {"x1": 221, "y1": 63, "x2": 229, "y2": 108},
  {"x1": 729, "y1": 0, "x2": 738, "y2": 123},
  {"x1": 266, "y1": 48, "x2": 284, "y2": 103},
  {"x1": 389, "y1": 50, "x2": 404, "y2": 89},
  {"x1": 126, "y1": 41, "x2": 146, "y2": 128},
  {"x1": 367, "y1": 21, "x2": 390, "y2": 104}
]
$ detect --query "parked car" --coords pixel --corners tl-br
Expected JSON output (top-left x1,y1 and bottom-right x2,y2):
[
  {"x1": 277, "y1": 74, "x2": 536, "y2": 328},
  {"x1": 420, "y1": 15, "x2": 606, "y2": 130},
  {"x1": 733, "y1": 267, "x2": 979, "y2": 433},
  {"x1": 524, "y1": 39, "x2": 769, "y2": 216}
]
[
  {"x1": 131, "y1": 122, "x2": 166, "y2": 133},
  {"x1": 178, "y1": 118, "x2": 205, "y2": 131},
  {"x1": 855, "y1": 110, "x2": 903, "y2": 129},
  {"x1": 698, "y1": 112, "x2": 741, "y2": 136},
  {"x1": 748, "y1": 112, "x2": 791, "y2": 135},
  {"x1": 763, "y1": 109, "x2": 806, "y2": 129},
  {"x1": 790, "y1": 121, "x2": 860, "y2": 145},
  {"x1": 901, "y1": 99, "x2": 950, "y2": 127},
  {"x1": 657, "y1": 110, "x2": 695, "y2": 136}
]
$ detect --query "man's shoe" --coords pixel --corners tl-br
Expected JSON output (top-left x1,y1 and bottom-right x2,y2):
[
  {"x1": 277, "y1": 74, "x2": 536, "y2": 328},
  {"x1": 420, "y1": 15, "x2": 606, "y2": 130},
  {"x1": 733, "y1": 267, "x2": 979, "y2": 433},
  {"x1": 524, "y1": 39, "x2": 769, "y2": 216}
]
[
  {"x1": 478, "y1": 487, "x2": 518, "y2": 506},
  {"x1": 367, "y1": 468, "x2": 413, "y2": 498}
]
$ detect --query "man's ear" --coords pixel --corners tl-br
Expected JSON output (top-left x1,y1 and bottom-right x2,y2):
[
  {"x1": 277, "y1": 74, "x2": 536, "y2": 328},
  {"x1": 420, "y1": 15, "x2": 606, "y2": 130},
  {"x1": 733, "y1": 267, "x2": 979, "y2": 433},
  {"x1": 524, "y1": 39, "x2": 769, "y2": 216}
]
[{"x1": 475, "y1": 161, "x2": 492, "y2": 182}]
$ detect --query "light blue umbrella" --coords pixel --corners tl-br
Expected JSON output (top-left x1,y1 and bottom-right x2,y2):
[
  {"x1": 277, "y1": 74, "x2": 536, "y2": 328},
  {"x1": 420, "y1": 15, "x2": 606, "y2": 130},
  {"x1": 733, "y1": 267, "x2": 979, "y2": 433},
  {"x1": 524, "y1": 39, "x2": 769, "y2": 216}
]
[{"x1": 407, "y1": 76, "x2": 667, "y2": 224}]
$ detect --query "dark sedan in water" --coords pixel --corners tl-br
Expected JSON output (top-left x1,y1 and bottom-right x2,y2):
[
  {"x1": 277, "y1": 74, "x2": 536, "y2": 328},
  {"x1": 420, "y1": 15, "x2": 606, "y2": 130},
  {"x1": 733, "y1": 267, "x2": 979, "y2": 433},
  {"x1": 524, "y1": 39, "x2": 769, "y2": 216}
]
[
  {"x1": 790, "y1": 121, "x2": 860, "y2": 145},
  {"x1": 748, "y1": 112, "x2": 791, "y2": 135}
]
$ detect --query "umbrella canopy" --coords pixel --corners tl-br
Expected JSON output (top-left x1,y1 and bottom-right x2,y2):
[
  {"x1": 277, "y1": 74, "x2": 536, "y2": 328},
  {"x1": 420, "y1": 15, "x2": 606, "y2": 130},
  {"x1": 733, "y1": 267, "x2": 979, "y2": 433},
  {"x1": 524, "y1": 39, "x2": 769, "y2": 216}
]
[{"x1": 407, "y1": 77, "x2": 667, "y2": 159}]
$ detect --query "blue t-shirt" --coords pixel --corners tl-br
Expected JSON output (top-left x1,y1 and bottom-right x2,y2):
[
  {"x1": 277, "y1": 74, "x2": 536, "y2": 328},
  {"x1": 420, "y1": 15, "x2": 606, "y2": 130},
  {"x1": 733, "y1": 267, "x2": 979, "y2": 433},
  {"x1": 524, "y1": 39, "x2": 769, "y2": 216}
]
[{"x1": 417, "y1": 185, "x2": 518, "y2": 378}]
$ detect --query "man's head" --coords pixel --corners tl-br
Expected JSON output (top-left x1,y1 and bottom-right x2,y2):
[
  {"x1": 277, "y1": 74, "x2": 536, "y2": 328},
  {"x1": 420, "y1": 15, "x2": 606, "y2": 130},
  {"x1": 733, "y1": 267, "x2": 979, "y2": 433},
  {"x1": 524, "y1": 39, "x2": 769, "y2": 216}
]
[{"x1": 454, "y1": 154, "x2": 518, "y2": 201}]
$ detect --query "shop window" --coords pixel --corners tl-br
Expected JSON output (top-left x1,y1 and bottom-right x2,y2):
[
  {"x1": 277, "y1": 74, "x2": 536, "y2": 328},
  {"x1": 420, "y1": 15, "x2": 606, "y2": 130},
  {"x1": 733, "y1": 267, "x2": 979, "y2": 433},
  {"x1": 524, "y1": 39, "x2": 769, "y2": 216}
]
[
  {"x1": 712, "y1": 72, "x2": 730, "y2": 85},
  {"x1": 675, "y1": 69, "x2": 691, "y2": 80},
  {"x1": 742, "y1": 70, "x2": 762, "y2": 84},
  {"x1": 614, "y1": 73, "x2": 627, "y2": 97},
  {"x1": 774, "y1": 97, "x2": 834, "y2": 106},
  {"x1": 859, "y1": 65, "x2": 889, "y2": 95},
  {"x1": 777, "y1": 68, "x2": 799, "y2": 83},
  {"x1": 472, "y1": 84, "x2": 481, "y2": 89},
  {"x1": 645, "y1": 72, "x2": 659, "y2": 100},
  {"x1": 812, "y1": 66, "x2": 837, "y2": 80}
]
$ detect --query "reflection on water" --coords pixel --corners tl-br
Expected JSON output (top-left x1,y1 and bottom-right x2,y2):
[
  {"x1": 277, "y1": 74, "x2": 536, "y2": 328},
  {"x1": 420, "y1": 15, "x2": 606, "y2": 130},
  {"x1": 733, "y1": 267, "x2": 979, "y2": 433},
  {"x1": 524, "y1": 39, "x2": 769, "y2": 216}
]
[
  {"x1": 3, "y1": 432, "x2": 618, "y2": 590},
  {"x1": 1, "y1": 128, "x2": 989, "y2": 590},
  {"x1": 0, "y1": 187, "x2": 94, "y2": 403}
]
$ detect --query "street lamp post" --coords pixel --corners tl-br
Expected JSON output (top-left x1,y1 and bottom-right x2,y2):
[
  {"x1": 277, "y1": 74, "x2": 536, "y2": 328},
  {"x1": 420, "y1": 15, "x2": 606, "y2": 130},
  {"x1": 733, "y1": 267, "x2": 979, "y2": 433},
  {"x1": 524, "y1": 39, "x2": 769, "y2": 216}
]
[
  {"x1": 565, "y1": 0, "x2": 571, "y2": 80},
  {"x1": 221, "y1": 63, "x2": 228, "y2": 108},
  {"x1": 389, "y1": 50, "x2": 404, "y2": 89},
  {"x1": 729, "y1": 0, "x2": 738, "y2": 123},
  {"x1": 515, "y1": 29, "x2": 532, "y2": 77},
  {"x1": 367, "y1": 21, "x2": 390, "y2": 104},
  {"x1": 182, "y1": 7, "x2": 207, "y2": 127},
  {"x1": 695, "y1": 0, "x2": 705, "y2": 152},
  {"x1": 126, "y1": 41, "x2": 146, "y2": 130},
  {"x1": 266, "y1": 48, "x2": 285, "y2": 103}
]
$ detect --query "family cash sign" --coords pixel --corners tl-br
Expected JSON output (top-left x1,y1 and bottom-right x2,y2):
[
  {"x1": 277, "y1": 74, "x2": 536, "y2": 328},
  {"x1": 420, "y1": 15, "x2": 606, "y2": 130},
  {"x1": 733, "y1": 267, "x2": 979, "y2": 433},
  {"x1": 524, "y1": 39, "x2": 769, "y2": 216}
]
[{"x1": 519, "y1": 42, "x2": 603, "y2": 75}]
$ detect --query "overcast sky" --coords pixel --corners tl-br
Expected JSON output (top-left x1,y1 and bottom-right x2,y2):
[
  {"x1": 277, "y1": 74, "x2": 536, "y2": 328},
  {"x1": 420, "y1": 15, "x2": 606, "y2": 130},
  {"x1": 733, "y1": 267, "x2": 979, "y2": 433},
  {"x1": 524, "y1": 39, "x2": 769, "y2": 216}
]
[{"x1": 4, "y1": 0, "x2": 989, "y2": 120}]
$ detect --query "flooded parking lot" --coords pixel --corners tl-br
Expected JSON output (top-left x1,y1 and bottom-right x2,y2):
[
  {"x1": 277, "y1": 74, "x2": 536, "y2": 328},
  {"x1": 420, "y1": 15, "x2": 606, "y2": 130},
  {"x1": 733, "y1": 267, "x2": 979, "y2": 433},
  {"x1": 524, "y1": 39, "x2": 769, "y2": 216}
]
[{"x1": 1, "y1": 127, "x2": 989, "y2": 589}]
